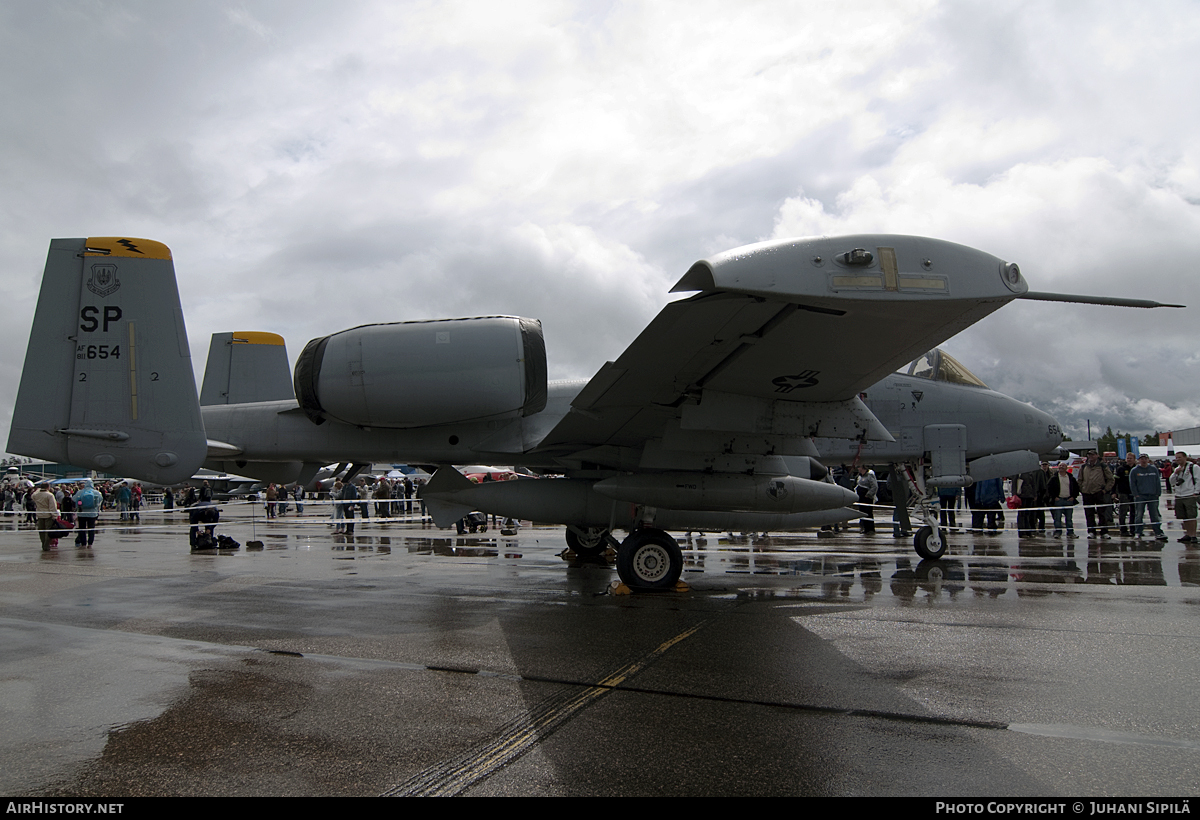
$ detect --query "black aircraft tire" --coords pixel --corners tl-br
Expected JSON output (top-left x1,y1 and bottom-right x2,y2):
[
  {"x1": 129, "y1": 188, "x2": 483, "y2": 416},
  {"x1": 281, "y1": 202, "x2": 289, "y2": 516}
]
[
  {"x1": 914, "y1": 525, "x2": 947, "y2": 560},
  {"x1": 616, "y1": 529, "x2": 683, "y2": 590},
  {"x1": 565, "y1": 526, "x2": 609, "y2": 558}
]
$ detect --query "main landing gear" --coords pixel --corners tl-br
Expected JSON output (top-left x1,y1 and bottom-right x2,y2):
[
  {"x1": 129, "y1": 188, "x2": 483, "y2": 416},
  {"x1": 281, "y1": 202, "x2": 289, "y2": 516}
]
[
  {"x1": 615, "y1": 527, "x2": 683, "y2": 590},
  {"x1": 563, "y1": 525, "x2": 685, "y2": 590}
]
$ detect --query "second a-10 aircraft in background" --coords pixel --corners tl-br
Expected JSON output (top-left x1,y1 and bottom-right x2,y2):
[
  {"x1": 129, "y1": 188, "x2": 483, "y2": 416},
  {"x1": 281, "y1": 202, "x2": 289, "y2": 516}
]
[{"x1": 8, "y1": 234, "x2": 1181, "y2": 589}]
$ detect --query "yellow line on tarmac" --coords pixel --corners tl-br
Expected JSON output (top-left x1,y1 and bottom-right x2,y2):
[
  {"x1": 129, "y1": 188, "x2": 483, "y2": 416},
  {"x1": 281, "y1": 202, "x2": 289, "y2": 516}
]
[{"x1": 384, "y1": 620, "x2": 709, "y2": 797}]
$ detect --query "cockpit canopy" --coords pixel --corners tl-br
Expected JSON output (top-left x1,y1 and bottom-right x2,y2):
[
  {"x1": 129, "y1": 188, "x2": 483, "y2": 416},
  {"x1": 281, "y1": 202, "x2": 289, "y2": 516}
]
[{"x1": 900, "y1": 349, "x2": 988, "y2": 388}]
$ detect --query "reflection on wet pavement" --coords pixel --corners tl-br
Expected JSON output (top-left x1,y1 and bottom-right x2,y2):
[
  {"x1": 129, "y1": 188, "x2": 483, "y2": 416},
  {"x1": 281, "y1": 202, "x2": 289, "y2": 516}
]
[{"x1": 1, "y1": 506, "x2": 1197, "y2": 796}]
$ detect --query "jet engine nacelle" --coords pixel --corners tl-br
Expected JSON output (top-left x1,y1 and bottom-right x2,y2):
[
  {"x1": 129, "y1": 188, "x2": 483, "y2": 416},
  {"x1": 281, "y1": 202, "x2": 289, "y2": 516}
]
[{"x1": 293, "y1": 316, "x2": 547, "y2": 428}]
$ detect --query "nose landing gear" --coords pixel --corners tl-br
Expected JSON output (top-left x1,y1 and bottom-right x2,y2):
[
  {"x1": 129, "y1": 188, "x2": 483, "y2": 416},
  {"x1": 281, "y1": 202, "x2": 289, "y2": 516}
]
[{"x1": 914, "y1": 524, "x2": 947, "y2": 560}]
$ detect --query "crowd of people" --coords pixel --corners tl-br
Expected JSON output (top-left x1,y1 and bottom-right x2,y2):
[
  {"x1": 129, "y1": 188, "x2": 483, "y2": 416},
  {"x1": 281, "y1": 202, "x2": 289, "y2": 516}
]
[
  {"x1": 4, "y1": 476, "x2": 228, "y2": 550},
  {"x1": 8, "y1": 478, "x2": 109, "y2": 550},
  {"x1": 11, "y1": 452, "x2": 1198, "y2": 552},
  {"x1": 4, "y1": 477, "x2": 144, "y2": 522},
  {"x1": 250, "y1": 474, "x2": 432, "y2": 537},
  {"x1": 4, "y1": 471, "x2": 438, "y2": 552},
  {"x1": 257, "y1": 475, "x2": 422, "y2": 523},
  {"x1": 836, "y1": 451, "x2": 1198, "y2": 543}
]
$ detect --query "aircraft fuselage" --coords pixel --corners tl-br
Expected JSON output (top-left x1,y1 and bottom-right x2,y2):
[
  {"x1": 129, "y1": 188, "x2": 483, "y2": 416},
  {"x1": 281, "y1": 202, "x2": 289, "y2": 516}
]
[
  {"x1": 200, "y1": 371, "x2": 1061, "y2": 483},
  {"x1": 815, "y1": 372, "x2": 1062, "y2": 465}
]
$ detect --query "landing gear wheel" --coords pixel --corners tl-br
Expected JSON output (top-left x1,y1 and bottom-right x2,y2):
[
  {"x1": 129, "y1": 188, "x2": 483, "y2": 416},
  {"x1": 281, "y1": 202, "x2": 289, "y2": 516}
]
[
  {"x1": 565, "y1": 526, "x2": 609, "y2": 558},
  {"x1": 914, "y1": 525, "x2": 947, "y2": 560},
  {"x1": 616, "y1": 528, "x2": 683, "y2": 590}
]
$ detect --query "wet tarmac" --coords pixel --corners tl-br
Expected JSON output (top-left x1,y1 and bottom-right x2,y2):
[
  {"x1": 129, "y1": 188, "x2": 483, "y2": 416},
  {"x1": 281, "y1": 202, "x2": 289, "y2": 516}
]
[{"x1": 1, "y1": 502, "x2": 1198, "y2": 797}]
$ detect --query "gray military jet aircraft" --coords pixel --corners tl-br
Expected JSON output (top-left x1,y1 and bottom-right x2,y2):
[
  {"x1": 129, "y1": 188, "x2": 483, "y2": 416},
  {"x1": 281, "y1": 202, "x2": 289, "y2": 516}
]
[{"x1": 8, "y1": 235, "x2": 1180, "y2": 589}]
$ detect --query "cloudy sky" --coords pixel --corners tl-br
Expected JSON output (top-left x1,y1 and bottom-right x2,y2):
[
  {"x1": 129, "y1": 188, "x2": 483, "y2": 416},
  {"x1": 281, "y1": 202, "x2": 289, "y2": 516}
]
[{"x1": 2, "y1": 0, "x2": 1198, "y2": 448}]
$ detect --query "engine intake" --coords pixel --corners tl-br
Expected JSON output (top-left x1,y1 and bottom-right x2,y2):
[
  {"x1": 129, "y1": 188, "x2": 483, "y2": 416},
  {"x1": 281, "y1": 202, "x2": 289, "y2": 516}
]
[{"x1": 293, "y1": 316, "x2": 547, "y2": 428}]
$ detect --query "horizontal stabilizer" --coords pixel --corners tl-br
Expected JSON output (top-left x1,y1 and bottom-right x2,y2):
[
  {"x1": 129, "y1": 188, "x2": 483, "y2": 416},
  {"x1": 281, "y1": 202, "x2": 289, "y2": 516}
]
[
  {"x1": 200, "y1": 331, "x2": 294, "y2": 405},
  {"x1": 7, "y1": 238, "x2": 207, "y2": 484}
]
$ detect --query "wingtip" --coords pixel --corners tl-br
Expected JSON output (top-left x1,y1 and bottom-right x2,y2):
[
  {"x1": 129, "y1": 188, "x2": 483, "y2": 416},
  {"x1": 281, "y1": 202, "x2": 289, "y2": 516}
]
[{"x1": 670, "y1": 261, "x2": 716, "y2": 293}]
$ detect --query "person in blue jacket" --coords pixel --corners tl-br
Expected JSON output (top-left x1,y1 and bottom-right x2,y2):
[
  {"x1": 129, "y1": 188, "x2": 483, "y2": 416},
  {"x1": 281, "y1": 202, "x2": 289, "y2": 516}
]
[
  {"x1": 970, "y1": 477, "x2": 1003, "y2": 533},
  {"x1": 72, "y1": 480, "x2": 103, "y2": 547},
  {"x1": 1129, "y1": 453, "x2": 1168, "y2": 541}
]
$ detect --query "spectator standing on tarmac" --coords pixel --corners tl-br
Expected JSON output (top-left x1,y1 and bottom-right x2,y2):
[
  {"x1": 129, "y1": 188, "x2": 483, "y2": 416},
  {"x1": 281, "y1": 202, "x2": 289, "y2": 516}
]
[
  {"x1": 374, "y1": 478, "x2": 391, "y2": 518},
  {"x1": 1015, "y1": 466, "x2": 1047, "y2": 537},
  {"x1": 390, "y1": 480, "x2": 404, "y2": 517},
  {"x1": 1047, "y1": 464, "x2": 1080, "y2": 538},
  {"x1": 331, "y1": 480, "x2": 345, "y2": 533},
  {"x1": 1170, "y1": 452, "x2": 1200, "y2": 544},
  {"x1": 887, "y1": 464, "x2": 911, "y2": 538},
  {"x1": 114, "y1": 483, "x2": 132, "y2": 521},
  {"x1": 970, "y1": 477, "x2": 1003, "y2": 533},
  {"x1": 73, "y1": 479, "x2": 103, "y2": 547},
  {"x1": 1114, "y1": 453, "x2": 1137, "y2": 537},
  {"x1": 1130, "y1": 453, "x2": 1168, "y2": 541},
  {"x1": 339, "y1": 480, "x2": 360, "y2": 536},
  {"x1": 1077, "y1": 452, "x2": 1115, "y2": 540},
  {"x1": 938, "y1": 485, "x2": 960, "y2": 531},
  {"x1": 32, "y1": 482, "x2": 58, "y2": 551},
  {"x1": 855, "y1": 465, "x2": 878, "y2": 534},
  {"x1": 60, "y1": 487, "x2": 76, "y2": 525},
  {"x1": 1036, "y1": 462, "x2": 1052, "y2": 533},
  {"x1": 23, "y1": 487, "x2": 36, "y2": 524}
]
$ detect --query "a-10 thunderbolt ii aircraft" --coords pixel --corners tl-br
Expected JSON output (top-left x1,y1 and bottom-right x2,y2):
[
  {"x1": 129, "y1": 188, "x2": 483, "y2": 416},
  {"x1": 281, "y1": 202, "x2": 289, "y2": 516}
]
[{"x1": 8, "y1": 235, "x2": 1180, "y2": 589}]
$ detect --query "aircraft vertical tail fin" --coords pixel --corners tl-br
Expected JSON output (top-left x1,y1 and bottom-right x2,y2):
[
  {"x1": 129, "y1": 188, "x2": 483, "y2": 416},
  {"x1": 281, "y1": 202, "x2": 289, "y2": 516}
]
[
  {"x1": 200, "y1": 331, "x2": 293, "y2": 405},
  {"x1": 7, "y1": 237, "x2": 207, "y2": 484}
]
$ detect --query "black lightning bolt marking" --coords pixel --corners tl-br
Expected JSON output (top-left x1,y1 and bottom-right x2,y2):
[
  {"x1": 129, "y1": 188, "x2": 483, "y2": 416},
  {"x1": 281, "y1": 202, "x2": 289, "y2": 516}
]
[{"x1": 116, "y1": 239, "x2": 143, "y2": 254}]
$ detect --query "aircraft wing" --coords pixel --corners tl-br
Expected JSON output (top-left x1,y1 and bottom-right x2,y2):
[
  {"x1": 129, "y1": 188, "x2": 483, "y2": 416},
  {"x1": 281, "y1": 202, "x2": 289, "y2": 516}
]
[{"x1": 535, "y1": 235, "x2": 1028, "y2": 461}]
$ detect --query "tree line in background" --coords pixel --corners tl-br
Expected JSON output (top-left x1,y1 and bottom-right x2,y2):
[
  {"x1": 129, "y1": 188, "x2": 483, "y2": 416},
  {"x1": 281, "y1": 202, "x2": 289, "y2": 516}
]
[{"x1": 1078, "y1": 428, "x2": 1165, "y2": 453}]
